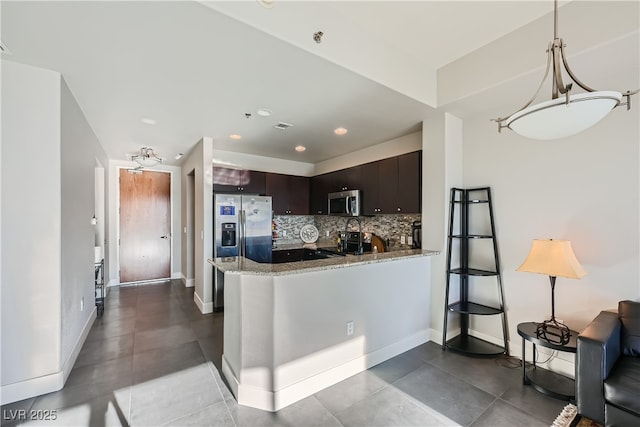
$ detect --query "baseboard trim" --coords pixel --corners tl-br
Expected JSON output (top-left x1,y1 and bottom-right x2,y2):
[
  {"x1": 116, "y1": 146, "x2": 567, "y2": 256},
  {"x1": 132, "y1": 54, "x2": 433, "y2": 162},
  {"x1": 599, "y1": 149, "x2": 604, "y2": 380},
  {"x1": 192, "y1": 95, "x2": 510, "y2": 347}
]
[
  {"x1": 224, "y1": 330, "x2": 430, "y2": 412},
  {"x1": 194, "y1": 291, "x2": 213, "y2": 314},
  {"x1": 1, "y1": 307, "x2": 97, "y2": 405},
  {"x1": 181, "y1": 275, "x2": 195, "y2": 288},
  {"x1": 61, "y1": 308, "x2": 97, "y2": 384}
]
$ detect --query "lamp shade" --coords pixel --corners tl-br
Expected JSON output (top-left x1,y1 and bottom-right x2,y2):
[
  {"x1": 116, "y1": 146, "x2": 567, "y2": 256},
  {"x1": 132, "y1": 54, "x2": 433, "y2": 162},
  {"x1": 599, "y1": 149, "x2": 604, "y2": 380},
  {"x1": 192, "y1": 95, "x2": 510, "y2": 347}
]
[
  {"x1": 517, "y1": 239, "x2": 586, "y2": 279},
  {"x1": 505, "y1": 91, "x2": 622, "y2": 140}
]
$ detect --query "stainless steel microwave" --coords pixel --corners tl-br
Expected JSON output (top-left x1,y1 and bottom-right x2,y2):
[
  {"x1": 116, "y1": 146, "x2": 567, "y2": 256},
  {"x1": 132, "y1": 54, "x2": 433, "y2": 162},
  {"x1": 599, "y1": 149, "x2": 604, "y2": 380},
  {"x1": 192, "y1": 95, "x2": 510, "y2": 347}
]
[{"x1": 328, "y1": 190, "x2": 361, "y2": 216}]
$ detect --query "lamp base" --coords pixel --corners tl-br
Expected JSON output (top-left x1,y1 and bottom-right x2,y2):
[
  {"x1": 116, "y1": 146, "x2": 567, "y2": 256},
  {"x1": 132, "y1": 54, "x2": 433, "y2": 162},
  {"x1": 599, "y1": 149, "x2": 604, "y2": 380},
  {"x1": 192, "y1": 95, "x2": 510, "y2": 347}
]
[{"x1": 536, "y1": 319, "x2": 571, "y2": 345}]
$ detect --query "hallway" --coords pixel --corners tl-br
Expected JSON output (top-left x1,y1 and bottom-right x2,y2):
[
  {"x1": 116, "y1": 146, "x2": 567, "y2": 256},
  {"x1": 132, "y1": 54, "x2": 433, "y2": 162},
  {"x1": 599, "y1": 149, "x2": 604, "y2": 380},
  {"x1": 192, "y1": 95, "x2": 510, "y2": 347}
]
[{"x1": 2, "y1": 280, "x2": 566, "y2": 426}]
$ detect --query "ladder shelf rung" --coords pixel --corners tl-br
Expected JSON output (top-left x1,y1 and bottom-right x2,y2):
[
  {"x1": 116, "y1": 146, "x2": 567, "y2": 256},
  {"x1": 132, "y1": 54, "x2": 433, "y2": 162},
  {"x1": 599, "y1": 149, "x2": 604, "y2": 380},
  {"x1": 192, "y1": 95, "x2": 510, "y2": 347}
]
[
  {"x1": 450, "y1": 234, "x2": 493, "y2": 239},
  {"x1": 449, "y1": 267, "x2": 498, "y2": 276},
  {"x1": 447, "y1": 301, "x2": 503, "y2": 315}
]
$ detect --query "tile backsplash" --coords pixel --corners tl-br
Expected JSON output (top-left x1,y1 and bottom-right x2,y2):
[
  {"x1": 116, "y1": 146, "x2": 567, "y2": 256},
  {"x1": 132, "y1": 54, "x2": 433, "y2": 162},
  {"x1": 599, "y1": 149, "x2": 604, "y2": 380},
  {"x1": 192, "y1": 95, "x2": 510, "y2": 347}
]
[{"x1": 273, "y1": 214, "x2": 421, "y2": 251}]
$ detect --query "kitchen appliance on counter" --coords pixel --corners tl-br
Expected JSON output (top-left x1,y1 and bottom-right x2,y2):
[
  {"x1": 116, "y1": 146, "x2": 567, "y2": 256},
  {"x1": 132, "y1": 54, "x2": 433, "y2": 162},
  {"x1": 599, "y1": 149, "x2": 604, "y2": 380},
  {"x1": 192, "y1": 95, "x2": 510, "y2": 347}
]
[
  {"x1": 213, "y1": 193, "x2": 272, "y2": 311},
  {"x1": 412, "y1": 220, "x2": 421, "y2": 249},
  {"x1": 328, "y1": 190, "x2": 361, "y2": 216},
  {"x1": 339, "y1": 231, "x2": 372, "y2": 254}
]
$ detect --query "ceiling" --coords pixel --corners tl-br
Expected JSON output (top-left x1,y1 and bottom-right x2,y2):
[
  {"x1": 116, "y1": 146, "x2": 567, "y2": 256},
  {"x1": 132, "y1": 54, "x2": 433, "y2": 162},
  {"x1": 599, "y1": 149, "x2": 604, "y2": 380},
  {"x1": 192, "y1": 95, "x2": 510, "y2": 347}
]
[{"x1": 2, "y1": 1, "x2": 638, "y2": 166}]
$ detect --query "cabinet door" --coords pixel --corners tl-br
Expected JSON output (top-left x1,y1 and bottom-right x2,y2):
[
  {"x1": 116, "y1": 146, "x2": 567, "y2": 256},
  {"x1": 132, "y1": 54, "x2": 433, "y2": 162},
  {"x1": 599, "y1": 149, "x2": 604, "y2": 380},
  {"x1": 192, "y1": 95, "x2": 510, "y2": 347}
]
[
  {"x1": 331, "y1": 167, "x2": 362, "y2": 191},
  {"x1": 289, "y1": 176, "x2": 310, "y2": 215},
  {"x1": 360, "y1": 162, "x2": 379, "y2": 215},
  {"x1": 243, "y1": 171, "x2": 266, "y2": 194},
  {"x1": 397, "y1": 151, "x2": 421, "y2": 213},
  {"x1": 213, "y1": 168, "x2": 265, "y2": 194},
  {"x1": 310, "y1": 173, "x2": 330, "y2": 215},
  {"x1": 265, "y1": 173, "x2": 289, "y2": 215},
  {"x1": 377, "y1": 157, "x2": 399, "y2": 213}
]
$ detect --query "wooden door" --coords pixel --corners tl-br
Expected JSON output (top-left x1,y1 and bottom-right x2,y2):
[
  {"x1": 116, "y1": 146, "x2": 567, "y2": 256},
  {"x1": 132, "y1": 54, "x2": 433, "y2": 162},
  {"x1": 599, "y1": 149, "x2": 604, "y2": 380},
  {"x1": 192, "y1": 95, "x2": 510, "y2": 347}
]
[{"x1": 120, "y1": 169, "x2": 171, "y2": 283}]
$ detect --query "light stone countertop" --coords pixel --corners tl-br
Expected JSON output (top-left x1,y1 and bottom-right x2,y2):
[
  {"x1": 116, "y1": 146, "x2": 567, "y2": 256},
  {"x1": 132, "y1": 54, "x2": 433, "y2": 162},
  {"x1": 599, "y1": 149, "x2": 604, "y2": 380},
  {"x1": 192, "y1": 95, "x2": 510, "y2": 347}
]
[{"x1": 208, "y1": 248, "x2": 439, "y2": 277}]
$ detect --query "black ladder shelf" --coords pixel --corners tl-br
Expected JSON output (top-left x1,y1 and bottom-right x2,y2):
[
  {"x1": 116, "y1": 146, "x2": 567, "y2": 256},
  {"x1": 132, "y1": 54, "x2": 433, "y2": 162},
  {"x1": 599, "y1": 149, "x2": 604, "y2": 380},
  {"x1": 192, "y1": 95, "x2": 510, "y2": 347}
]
[{"x1": 442, "y1": 187, "x2": 508, "y2": 356}]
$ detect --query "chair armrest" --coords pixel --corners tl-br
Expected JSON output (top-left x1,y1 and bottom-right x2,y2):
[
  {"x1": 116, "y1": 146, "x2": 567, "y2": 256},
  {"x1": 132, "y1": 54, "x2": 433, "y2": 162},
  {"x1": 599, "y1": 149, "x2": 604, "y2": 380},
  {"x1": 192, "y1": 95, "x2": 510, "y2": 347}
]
[{"x1": 576, "y1": 311, "x2": 621, "y2": 424}]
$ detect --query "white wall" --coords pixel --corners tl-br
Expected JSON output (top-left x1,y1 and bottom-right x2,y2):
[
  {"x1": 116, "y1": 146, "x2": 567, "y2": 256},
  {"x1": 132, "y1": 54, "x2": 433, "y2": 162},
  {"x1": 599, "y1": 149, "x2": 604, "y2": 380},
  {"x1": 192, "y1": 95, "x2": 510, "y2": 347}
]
[
  {"x1": 223, "y1": 256, "x2": 432, "y2": 411},
  {"x1": 213, "y1": 149, "x2": 315, "y2": 177},
  {"x1": 420, "y1": 114, "x2": 465, "y2": 342},
  {"x1": 1, "y1": 61, "x2": 110, "y2": 404},
  {"x1": 461, "y1": 107, "x2": 639, "y2": 373},
  {"x1": 1, "y1": 61, "x2": 63, "y2": 403},
  {"x1": 60, "y1": 78, "x2": 109, "y2": 379},
  {"x1": 107, "y1": 161, "x2": 182, "y2": 286},
  {"x1": 315, "y1": 131, "x2": 422, "y2": 175},
  {"x1": 181, "y1": 138, "x2": 214, "y2": 312}
]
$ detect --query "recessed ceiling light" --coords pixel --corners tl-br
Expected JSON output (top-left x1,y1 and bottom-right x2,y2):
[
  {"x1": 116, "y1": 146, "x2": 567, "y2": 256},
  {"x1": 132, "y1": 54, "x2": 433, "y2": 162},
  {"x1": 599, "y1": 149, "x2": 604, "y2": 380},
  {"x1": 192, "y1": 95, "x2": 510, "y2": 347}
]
[
  {"x1": 141, "y1": 118, "x2": 157, "y2": 125},
  {"x1": 229, "y1": 134, "x2": 242, "y2": 140},
  {"x1": 334, "y1": 127, "x2": 348, "y2": 135},
  {"x1": 295, "y1": 145, "x2": 306, "y2": 152},
  {"x1": 256, "y1": 108, "x2": 272, "y2": 117}
]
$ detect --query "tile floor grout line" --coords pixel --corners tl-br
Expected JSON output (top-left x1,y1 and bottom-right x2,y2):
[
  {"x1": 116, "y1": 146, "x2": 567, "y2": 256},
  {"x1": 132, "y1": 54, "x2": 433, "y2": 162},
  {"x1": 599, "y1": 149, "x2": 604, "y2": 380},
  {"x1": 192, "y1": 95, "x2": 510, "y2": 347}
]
[{"x1": 206, "y1": 360, "x2": 238, "y2": 427}]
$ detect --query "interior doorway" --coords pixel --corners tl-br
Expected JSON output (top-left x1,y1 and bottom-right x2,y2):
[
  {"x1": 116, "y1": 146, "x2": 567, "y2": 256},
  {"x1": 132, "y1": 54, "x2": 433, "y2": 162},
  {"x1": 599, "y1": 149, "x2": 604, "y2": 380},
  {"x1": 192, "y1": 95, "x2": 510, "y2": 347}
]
[{"x1": 119, "y1": 169, "x2": 171, "y2": 283}]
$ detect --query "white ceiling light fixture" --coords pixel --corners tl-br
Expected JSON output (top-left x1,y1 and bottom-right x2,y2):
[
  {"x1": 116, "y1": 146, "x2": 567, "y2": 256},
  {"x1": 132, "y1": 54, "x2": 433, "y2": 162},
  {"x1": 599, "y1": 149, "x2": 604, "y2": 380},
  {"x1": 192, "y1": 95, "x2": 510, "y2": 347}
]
[
  {"x1": 257, "y1": 108, "x2": 272, "y2": 117},
  {"x1": 334, "y1": 127, "x2": 348, "y2": 135},
  {"x1": 229, "y1": 134, "x2": 242, "y2": 140},
  {"x1": 257, "y1": 0, "x2": 274, "y2": 9},
  {"x1": 493, "y1": 0, "x2": 638, "y2": 140},
  {"x1": 131, "y1": 147, "x2": 163, "y2": 167},
  {"x1": 295, "y1": 145, "x2": 306, "y2": 152}
]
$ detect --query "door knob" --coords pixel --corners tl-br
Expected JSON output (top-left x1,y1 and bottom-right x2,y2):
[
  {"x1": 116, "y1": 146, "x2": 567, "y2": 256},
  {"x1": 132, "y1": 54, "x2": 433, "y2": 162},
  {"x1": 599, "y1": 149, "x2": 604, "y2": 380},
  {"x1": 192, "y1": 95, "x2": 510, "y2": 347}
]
[{"x1": 160, "y1": 235, "x2": 169, "y2": 239}]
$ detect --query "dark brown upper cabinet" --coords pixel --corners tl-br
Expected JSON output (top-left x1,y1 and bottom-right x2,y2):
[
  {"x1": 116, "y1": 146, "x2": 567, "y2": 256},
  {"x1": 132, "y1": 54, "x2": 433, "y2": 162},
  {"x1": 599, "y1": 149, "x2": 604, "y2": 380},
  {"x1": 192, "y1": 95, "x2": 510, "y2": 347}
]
[
  {"x1": 213, "y1": 167, "x2": 266, "y2": 194},
  {"x1": 361, "y1": 151, "x2": 422, "y2": 215},
  {"x1": 266, "y1": 173, "x2": 310, "y2": 215},
  {"x1": 310, "y1": 173, "x2": 331, "y2": 215}
]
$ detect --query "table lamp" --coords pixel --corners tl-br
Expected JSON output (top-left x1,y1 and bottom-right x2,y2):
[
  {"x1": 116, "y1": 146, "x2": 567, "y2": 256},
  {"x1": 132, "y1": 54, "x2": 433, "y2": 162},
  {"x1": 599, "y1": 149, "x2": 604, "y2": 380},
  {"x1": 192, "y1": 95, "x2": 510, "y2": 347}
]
[{"x1": 517, "y1": 239, "x2": 586, "y2": 344}]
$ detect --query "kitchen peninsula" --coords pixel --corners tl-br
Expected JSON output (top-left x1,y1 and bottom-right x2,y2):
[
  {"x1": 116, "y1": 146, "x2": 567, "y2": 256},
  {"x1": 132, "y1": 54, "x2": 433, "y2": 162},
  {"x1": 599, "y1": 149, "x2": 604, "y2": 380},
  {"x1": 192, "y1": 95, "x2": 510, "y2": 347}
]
[{"x1": 209, "y1": 248, "x2": 438, "y2": 412}]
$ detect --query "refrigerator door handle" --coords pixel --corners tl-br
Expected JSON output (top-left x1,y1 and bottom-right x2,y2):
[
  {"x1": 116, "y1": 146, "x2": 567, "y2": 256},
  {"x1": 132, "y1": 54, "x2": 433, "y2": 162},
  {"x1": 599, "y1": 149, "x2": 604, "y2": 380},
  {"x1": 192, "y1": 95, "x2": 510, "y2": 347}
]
[{"x1": 239, "y1": 209, "x2": 246, "y2": 258}]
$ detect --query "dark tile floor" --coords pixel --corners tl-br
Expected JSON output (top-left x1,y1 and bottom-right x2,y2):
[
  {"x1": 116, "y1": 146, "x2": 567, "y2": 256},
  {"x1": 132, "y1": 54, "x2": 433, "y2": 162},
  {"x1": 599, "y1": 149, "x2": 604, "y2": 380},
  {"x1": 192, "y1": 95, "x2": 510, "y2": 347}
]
[{"x1": 2, "y1": 280, "x2": 567, "y2": 426}]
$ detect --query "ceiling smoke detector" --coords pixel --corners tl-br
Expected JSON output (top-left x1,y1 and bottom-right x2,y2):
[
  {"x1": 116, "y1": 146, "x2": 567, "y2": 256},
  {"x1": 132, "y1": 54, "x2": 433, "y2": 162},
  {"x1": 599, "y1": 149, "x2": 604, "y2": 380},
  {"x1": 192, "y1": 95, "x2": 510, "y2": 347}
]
[{"x1": 274, "y1": 122, "x2": 293, "y2": 130}]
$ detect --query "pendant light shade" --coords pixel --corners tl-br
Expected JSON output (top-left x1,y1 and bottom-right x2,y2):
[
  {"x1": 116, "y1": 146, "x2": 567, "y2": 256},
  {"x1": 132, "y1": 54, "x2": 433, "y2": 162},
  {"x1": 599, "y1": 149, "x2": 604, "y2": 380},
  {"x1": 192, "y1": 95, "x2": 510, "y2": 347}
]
[
  {"x1": 131, "y1": 147, "x2": 163, "y2": 167},
  {"x1": 506, "y1": 91, "x2": 623, "y2": 140}
]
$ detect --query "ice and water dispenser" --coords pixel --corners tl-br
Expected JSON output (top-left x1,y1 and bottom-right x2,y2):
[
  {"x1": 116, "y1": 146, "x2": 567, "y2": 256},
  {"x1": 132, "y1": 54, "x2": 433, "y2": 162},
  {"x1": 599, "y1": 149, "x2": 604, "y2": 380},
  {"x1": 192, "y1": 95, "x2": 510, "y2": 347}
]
[{"x1": 221, "y1": 223, "x2": 236, "y2": 247}]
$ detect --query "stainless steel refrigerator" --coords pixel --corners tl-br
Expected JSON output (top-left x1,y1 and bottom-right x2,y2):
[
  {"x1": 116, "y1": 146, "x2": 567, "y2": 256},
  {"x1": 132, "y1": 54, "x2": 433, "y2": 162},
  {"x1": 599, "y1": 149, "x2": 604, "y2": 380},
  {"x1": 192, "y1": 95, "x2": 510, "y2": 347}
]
[{"x1": 213, "y1": 194, "x2": 272, "y2": 311}]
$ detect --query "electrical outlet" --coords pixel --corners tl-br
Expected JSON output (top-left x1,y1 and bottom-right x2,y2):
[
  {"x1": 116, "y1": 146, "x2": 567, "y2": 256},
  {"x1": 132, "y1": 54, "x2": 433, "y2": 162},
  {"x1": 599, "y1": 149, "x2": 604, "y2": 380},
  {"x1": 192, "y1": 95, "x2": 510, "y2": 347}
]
[
  {"x1": 282, "y1": 230, "x2": 287, "y2": 237},
  {"x1": 400, "y1": 235, "x2": 406, "y2": 245},
  {"x1": 346, "y1": 321, "x2": 354, "y2": 336},
  {"x1": 80, "y1": 297, "x2": 84, "y2": 311},
  {"x1": 407, "y1": 236, "x2": 413, "y2": 246},
  {"x1": 326, "y1": 230, "x2": 330, "y2": 237}
]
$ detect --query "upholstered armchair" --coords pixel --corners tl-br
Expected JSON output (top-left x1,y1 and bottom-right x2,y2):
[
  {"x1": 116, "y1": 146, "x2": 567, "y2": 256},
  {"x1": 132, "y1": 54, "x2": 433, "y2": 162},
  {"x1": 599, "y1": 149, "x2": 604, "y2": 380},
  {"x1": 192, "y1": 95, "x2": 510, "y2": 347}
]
[{"x1": 576, "y1": 300, "x2": 640, "y2": 426}]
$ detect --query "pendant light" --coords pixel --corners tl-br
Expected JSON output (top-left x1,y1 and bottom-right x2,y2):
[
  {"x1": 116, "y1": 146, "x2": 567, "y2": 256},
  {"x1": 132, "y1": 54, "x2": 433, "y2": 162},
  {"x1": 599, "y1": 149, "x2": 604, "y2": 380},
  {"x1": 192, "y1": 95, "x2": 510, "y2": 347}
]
[
  {"x1": 493, "y1": 0, "x2": 638, "y2": 140},
  {"x1": 131, "y1": 147, "x2": 163, "y2": 167}
]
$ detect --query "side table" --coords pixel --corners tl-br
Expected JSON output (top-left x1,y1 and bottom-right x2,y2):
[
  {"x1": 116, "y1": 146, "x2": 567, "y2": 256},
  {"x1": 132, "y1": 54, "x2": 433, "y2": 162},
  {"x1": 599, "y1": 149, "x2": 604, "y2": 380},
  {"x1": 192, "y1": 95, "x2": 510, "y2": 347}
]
[{"x1": 517, "y1": 322, "x2": 577, "y2": 401}]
